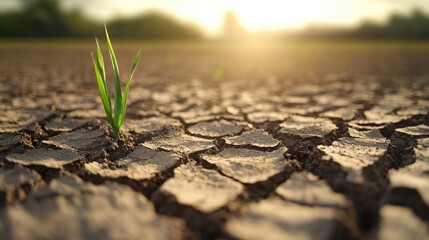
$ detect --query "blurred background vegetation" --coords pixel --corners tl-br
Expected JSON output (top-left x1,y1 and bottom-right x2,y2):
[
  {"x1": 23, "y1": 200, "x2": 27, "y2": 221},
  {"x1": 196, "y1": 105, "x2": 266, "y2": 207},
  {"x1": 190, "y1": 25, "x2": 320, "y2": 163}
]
[
  {"x1": 297, "y1": 9, "x2": 429, "y2": 40},
  {"x1": 0, "y1": 0, "x2": 429, "y2": 40},
  {"x1": 0, "y1": 0, "x2": 202, "y2": 39}
]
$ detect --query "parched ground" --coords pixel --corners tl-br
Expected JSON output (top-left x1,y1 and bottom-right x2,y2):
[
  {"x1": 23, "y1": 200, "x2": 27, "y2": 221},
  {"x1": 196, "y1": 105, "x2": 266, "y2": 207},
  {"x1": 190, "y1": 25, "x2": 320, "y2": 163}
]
[{"x1": 0, "y1": 41, "x2": 428, "y2": 239}]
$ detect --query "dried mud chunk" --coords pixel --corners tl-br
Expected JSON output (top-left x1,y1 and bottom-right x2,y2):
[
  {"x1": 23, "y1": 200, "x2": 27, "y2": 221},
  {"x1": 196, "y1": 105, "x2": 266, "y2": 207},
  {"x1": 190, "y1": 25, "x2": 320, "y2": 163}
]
[
  {"x1": 0, "y1": 166, "x2": 41, "y2": 204},
  {"x1": 321, "y1": 104, "x2": 363, "y2": 121},
  {"x1": 183, "y1": 114, "x2": 243, "y2": 125},
  {"x1": 283, "y1": 96, "x2": 310, "y2": 104},
  {"x1": 123, "y1": 117, "x2": 182, "y2": 134},
  {"x1": 201, "y1": 147, "x2": 287, "y2": 184},
  {"x1": 0, "y1": 175, "x2": 185, "y2": 240},
  {"x1": 323, "y1": 137, "x2": 388, "y2": 171},
  {"x1": 158, "y1": 163, "x2": 243, "y2": 213},
  {"x1": 0, "y1": 108, "x2": 53, "y2": 132},
  {"x1": 6, "y1": 148, "x2": 80, "y2": 169},
  {"x1": 151, "y1": 91, "x2": 174, "y2": 104},
  {"x1": 351, "y1": 105, "x2": 405, "y2": 126},
  {"x1": 417, "y1": 138, "x2": 429, "y2": 147},
  {"x1": 415, "y1": 138, "x2": 429, "y2": 162},
  {"x1": 43, "y1": 129, "x2": 108, "y2": 158},
  {"x1": 0, "y1": 123, "x2": 22, "y2": 134},
  {"x1": 241, "y1": 103, "x2": 276, "y2": 114},
  {"x1": 247, "y1": 111, "x2": 288, "y2": 123},
  {"x1": 417, "y1": 99, "x2": 429, "y2": 108},
  {"x1": 276, "y1": 172, "x2": 348, "y2": 208},
  {"x1": 347, "y1": 122, "x2": 384, "y2": 131},
  {"x1": 378, "y1": 94, "x2": 414, "y2": 107},
  {"x1": 396, "y1": 106, "x2": 428, "y2": 117},
  {"x1": 280, "y1": 105, "x2": 329, "y2": 115},
  {"x1": 50, "y1": 94, "x2": 97, "y2": 111},
  {"x1": 318, "y1": 129, "x2": 389, "y2": 183},
  {"x1": 187, "y1": 120, "x2": 244, "y2": 138},
  {"x1": 225, "y1": 106, "x2": 240, "y2": 115},
  {"x1": 289, "y1": 85, "x2": 322, "y2": 96},
  {"x1": 395, "y1": 160, "x2": 429, "y2": 176},
  {"x1": 378, "y1": 205, "x2": 429, "y2": 240},
  {"x1": 226, "y1": 198, "x2": 345, "y2": 240},
  {"x1": 126, "y1": 87, "x2": 151, "y2": 105},
  {"x1": 348, "y1": 128, "x2": 385, "y2": 139},
  {"x1": 32, "y1": 174, "x2": 92, "y2": 198},
  {"x1": 11, "y1": 97, "x2": 54, "y2": 109},
  {"x1": 143, "y1": 130, "x2": 215, "y2": 154},
  {"x1": 278, "y1": 116, "x2": 337, "y2": 138},
  {"x1": 172, "y1": 107, "x2": 240, "y2": 125},
  {"x1": 67, "y1": 108, "x2": 106, "y2": 118},
  {"x1": 389, "y1": 170, "x2": 429, "y2": 207},
  {"x1": 0, "y1": 133, "x2": 22, "y2": 152},
  {"x1": 44, "y1": 117, "x2": 87, "y2": 132},
  {"x1": 313, "y1": 94, "x2": 351, "y2": 106},
  {"x1": 158, "y1": 100, "x2": 195, "y2": 114},
  {"x1": 395, "y1": 125, "x2": 429, "y2": 138},
  {"x1": 43, "y1": 129, "x2": 105, "y2": 150},
  {"x1": 83, "y1": 145, "x2": 180, "y2": 180},
  {"x1": 0, "y1": 108, "x2": 52, "y2": 125},
  {"x1": 224, "y1": 129, "x2": 280, "y2": 148},
  {"x1": 388, "y1": 138, "x2": 429, "y2": 206}
]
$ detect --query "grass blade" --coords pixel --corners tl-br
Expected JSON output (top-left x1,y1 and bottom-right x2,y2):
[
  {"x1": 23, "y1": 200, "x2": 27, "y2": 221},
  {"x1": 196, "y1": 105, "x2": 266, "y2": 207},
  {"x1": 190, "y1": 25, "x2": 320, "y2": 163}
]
[
  {"x1": 130, "y1": 50, "x2": 142, "y2": 80},
  {"x1": 104, "y1": 24, "x2": 122, "y2": 126},
  {"x1": 118, "y1": 50, "x2": 141, "y2": 127},
  {"x1": 118, "y1": 82, "x2": 130, "y2": 128},
  {"x1": 94, "y1": 38, "x2": 112, "y2": 113},
  {"x1": 92, "y1": 54, "x2": 114, "y2": 127},
  {"x1": 95, "y1": 38, "x2": 105, "y2": 80},
  {"x1": 95, "y1": 38, "x2": 108, "y2": 94}
]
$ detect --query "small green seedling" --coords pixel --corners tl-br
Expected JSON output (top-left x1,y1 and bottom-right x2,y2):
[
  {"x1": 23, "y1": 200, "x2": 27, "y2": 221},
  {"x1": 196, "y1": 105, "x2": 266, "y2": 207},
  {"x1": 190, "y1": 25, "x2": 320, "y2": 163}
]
[
  {"x1": 213, "y1": 64, "x2": 224, "y2": 81},
  {"x1": 92, "y1": 25, "x2": 141, "y2": 139}
]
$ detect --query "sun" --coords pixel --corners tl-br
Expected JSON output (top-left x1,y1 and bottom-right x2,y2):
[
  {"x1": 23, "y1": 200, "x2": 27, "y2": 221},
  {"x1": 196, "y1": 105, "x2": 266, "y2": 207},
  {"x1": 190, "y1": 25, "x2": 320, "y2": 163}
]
[{"x1": 227, "y1": 1, "x2": 332, "y2": 31}]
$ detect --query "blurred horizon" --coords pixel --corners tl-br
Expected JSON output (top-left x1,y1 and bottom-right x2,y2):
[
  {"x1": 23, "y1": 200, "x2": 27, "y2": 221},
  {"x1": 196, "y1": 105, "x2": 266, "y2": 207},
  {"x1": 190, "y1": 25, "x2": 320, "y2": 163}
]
[{"x1": 1, "y1": 0, "x2": 429, "y2": 40}]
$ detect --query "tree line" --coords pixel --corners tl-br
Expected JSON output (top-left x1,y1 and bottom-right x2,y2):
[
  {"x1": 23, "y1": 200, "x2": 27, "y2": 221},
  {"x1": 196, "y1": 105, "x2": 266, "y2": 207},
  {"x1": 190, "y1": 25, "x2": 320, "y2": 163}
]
[
  {"x1": 296, "y1": 9, "x2": 429, "y2": 40},
  {"x1": 1, "y1": 0, "x2": 428, "y2": 40},
  {"x1": 0, "y1": 0, "x2": 202, "y2": 39}
]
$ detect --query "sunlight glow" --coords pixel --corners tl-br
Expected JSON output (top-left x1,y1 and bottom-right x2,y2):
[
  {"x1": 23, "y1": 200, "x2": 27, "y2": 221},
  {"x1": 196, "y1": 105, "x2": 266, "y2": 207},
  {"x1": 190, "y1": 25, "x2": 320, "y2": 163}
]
[
  {"x1": 135, "y1": 0, "x2": 409, "y2": 33},
  {"x1": 230, "y1": 1, "x2": 330, "y2": 31},
  {"x1": 12, "y1": 0, "x2": 427, "y2": 34}
]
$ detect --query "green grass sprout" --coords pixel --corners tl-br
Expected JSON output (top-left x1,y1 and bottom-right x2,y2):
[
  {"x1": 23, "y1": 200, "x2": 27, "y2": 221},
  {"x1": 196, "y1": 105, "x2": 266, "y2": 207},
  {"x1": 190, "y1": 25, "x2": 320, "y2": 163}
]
[
  {"x1": 92, "y1": 25, "x2": 141, "y2": 139},
  {"x1": 213, "y1": 64, "x2": 224, "y2": 81}
]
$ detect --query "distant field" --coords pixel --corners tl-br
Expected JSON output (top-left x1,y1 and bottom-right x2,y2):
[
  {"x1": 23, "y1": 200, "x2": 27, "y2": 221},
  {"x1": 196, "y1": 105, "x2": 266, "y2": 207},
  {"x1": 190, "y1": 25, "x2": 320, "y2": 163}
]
[
  {"x1": 1, "y1": 39, "x2": 429, "y2": 51},
  {"x1": 1, "y1": 39, "x2": 429, "y2": 98}
]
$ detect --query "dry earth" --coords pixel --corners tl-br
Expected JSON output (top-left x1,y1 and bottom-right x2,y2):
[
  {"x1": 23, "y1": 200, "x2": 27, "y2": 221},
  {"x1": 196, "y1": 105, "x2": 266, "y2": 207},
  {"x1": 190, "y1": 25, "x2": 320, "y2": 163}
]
[{"x1": 0, "y1": 42, "x2": 428, "y2": 239}]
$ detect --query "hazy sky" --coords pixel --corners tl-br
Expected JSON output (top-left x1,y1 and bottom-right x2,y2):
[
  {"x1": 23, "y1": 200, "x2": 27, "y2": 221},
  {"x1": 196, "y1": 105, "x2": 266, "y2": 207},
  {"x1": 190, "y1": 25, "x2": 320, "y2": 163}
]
[{"x1": 2, "y1": 0, "x2": 428, "y2": 33}]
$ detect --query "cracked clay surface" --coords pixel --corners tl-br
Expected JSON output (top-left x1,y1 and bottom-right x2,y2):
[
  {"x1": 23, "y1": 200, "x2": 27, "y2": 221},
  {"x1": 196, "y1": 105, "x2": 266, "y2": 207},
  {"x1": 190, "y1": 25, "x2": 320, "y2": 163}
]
[{"x1": 0, "y1": 44, "x2": 428, "y2": 239}]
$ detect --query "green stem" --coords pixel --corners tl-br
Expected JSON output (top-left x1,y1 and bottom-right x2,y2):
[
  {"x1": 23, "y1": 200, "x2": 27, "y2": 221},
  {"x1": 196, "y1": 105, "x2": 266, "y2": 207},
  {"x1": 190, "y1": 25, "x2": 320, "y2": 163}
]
[{"x1": 113, "y1": 127, "x2": 120, "y2": 140}]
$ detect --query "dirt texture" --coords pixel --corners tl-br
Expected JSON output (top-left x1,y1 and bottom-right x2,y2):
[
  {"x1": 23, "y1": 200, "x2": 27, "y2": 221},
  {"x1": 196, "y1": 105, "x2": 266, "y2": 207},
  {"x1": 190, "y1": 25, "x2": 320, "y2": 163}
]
[{"x1": 0, "y1": 44, "x2": 428, "y2": 239}]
